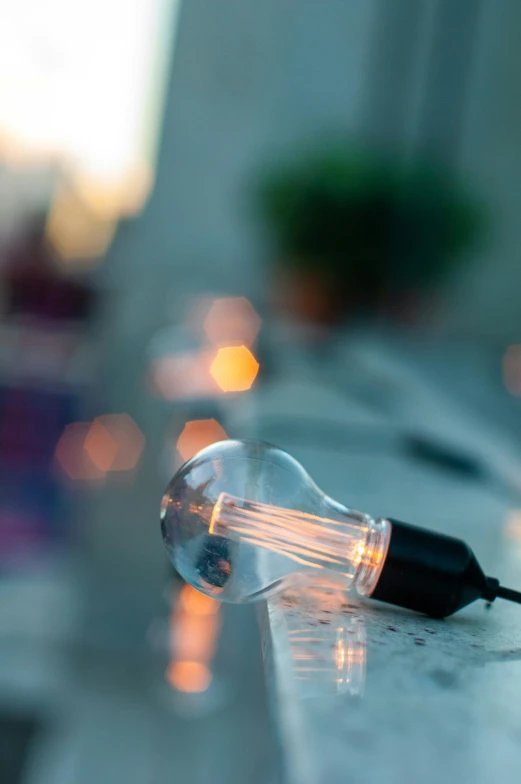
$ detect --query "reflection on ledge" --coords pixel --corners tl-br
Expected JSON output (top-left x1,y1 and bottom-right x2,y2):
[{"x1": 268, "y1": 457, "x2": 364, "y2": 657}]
[{"x1": 287, "y1": 611, "x2": 366, "y2": 699}]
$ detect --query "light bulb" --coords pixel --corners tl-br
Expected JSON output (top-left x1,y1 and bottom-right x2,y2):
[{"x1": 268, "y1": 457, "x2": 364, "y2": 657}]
[
  {"x1": 161, "y1": 439, "x2": 521, "y2": 618},
  {"x1": 160, "y1": 439, "x2": 390, "y2": 604}
]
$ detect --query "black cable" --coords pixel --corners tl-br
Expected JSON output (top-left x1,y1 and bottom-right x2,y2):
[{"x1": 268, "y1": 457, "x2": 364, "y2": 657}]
[
  {"x1": 496, "y1": 585, "x2": 521, "y2": 605},
  {"x1": 253, "y1": 414, "x2": 521, "y2": 505},
  {"x1": 257, "y1": 415, "x2": 490, "y2": 480}
]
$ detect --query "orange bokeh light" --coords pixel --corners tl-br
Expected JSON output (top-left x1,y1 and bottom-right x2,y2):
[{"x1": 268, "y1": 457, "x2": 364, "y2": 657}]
[
  {"x1": 54, "y1": 422, "x2": 105, "y2": 481},
  {"x1": 504, "y1": 510, "x2": 521, "y2": 542},
  {"x1": 166, "y1": 661, "x2": 212, "y2": 693},
  {"x1": 203, "y1": 297, "x2": 261, "y2": 348},
  {"x1": 46, "y1": 183, "x2": 116, "y2": 267},
  {"x1": 176, "y1": 419, "x2": 228, "y2": 462},
  {"x1": 151, "y1": 350, "x2": 219, "y2": 401},
  {"x1": 210, "y1": 345, "x2": 259, "y2": 393},
  {"x1": 85, "y1": 414, "x2": 145, "y2": 472},
  {"x1": 171, "y1": 611, "x2": 220, "y2": 662},
  {"x1": 167, "y1": 585, "x2": 221, "y2": 694},
  {"x1": 503, "y1": 345, "x2": 521, "y2": 396},
  {"x1": 84, "y1": 421, "x2": 118, "y2": 473},
  {"x1": 179, "y1": 584, "x2": 220, "y2": 616}
]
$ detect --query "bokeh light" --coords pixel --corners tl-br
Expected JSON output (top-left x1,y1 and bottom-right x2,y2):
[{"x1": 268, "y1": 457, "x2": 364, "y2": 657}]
[
  {"x1": 171, "y1": 614, "x2": 220, "y2": 661},
  {"x1": 504, "y1": 510, "x2": 521, "y2": 542},
  {"x1": 203, "y1": 297, "x2": 261, "y2": 348},
  {"x1": 55, "y1": 415, "x2": 144, "y2": 480},
  {"x1": 503, "y1": 345, "x2": 521, "y2": 396},
  {"x1": 176, "y1": 419, "x2": 228, "y2": 463},
  {"x1": 210, "y1": 345, "x2": 259, "y2": 393},
  {"x1": 84, "y1": 421, "x2": 119, "y2": 473},
  {"x1": 179, "y1": 584, "x2": 220, "y2": 616},
  {"x1": 0, "y1": 0, "x2": 180, "y2": 261},
  {"x1": 171, "y1": 591, "x2": 220, "y2": 661},
  {"x1": 54, "y1": 422, "x2": 105, "y2": 481},
  {"x1": 46, "y1": 183, "x2": 117, "y2": 266},
  {"x1": 151, "y1": 350, "x2": 219, "y2": 401},
  {"x1": 166, "y1": 661, "x2": 212, "y2": 693},
  {"x1": 166, "y1": 585, "x2": 221, "y2": 694},
  {"x1": 85, "y1": 414, "x2": 145, "y2": 472},
  {"x1": 148, "y1": 298, "x2": 261, "y2": 401}
]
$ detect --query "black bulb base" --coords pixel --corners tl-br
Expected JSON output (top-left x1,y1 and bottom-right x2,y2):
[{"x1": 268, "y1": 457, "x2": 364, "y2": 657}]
[{"x1": 370, "y1": 519, "x2": 497, "y2": 618}]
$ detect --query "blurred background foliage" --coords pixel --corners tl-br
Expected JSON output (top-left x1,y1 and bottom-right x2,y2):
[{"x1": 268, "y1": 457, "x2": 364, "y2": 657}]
[{"x1": 257, "y1": 144, "x2": 484, "y2": 320}]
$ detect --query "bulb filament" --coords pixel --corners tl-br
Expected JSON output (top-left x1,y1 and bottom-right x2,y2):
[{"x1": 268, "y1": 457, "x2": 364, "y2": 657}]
[{"x1": 210, "y1": 492, "x2": 390, "y2": 595}]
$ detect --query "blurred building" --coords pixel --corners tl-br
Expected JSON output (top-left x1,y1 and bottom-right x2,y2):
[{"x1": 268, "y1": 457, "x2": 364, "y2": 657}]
[{"x1": 103, "y1": 0, "x2": 521, "y2": 344}]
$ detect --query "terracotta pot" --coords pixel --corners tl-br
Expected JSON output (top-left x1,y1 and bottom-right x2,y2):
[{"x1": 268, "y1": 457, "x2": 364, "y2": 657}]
[
  {"x1": 271, "y1": 263, "x2": 432, "y2": 328},
  {"x1": 272, "y1": 267, "x2": 346, "y2": 327}
]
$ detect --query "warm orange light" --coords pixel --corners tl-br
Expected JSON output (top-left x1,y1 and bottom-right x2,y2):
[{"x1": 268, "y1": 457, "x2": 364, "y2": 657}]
[
  {"x1": 46, "y1": 184, "x2": 116, "y2": 266},
  {"x1": 0, "y1": 130, "x2": 53, "y2": 169},
  {"x1": 334, "y1": 625, "x2": 365, "y2": 691},
  {"x1": 210, "y1": 345, "x2": 259, "y2": 393},
  {"x1": 503, "y1": 345, "x2": 521, "y2": 396},
  {"x1": 172, "y1": 612, "x2": 220, "y2": 662},
  {"x1": 166, "y1": 661, "x2": 212, "y2": 693},
  {"x1": 504, "y1": 510, "x2": 521, "y2": 542},
  {"x1": 151, "y1": 350, "x2": 220, "y2": 401},
  {"x1": 288, "y1": 616, "x2": 366, "y2": 696},
  {"x1": 85, "y1": 414, "x2": 145, "y2": 472},
  {"x1": 167, "y1": 584, "x2": 221, "y2": 694},
  {"x1": 72, "y1": 164, "x2": 153, "y2": 220},
  {"x1": 177, "y1": 419, "x2": 228, "y2": 462},
  {"x1": 335, "y1": 636, "x2": 346, "y2": 672},
  {"x1": 84, "y1": 421, "x2": 119, "y2": 473},
  {"x1": 54, "y1": 422, "x2": 105, "y2": 481},
  {"x1": 203, "y1": 297, "x2": 261, "y2": 348},
  {"x1": 0, "y1": 0, "x2": 180, "y2": 262},
  {"x1": 179, "y1": 584, "x2": 220, "y2": 616},
  {"x1": 211, "y1": 494, "x2": 359, "y2": 571}
]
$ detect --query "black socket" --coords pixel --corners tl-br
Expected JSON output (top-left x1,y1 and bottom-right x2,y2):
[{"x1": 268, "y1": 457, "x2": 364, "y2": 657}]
[{"x1": 370, "y1": 519, "x2": 494, "y2": 617}]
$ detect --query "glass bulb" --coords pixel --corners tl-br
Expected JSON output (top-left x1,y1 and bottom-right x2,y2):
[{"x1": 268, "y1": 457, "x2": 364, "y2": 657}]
[{"x1": 161, "y1": 439, "x2": 390, "y2": 603}]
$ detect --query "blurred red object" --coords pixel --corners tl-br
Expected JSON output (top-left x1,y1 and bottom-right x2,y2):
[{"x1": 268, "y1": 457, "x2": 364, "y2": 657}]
[{"x1": 4, "y1": 221, "x2": 95, "y2": 322}]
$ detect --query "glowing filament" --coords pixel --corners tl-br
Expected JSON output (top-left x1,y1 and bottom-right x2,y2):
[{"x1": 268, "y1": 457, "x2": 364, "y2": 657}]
[{"x1": 210, "y1": 493, "x2": 372, "y2": 580}]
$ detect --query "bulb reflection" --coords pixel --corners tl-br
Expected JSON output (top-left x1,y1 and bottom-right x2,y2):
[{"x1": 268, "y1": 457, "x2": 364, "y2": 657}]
[
  {"x1": 166, "y1": 584, "x2": 221, "y2": 694},
  {"x1": 287, "y1": 609, "x2": 366, "y2": 698}
]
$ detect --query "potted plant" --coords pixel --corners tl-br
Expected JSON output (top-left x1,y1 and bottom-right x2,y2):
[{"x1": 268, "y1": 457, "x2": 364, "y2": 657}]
[{"x1": 256, "y1": 145, "x2": 483, "y2": 325}]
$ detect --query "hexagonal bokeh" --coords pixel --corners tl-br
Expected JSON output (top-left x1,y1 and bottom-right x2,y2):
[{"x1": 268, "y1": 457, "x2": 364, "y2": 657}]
[
  {"x1": 203, "y1": 297, "x2": 261, "y2": 348},
  {"x1": 176, "y1": 419, "x2": 228, "y2": 462},
  {"x1": 210, "y1": 345, "x2": 259, "y2": 393},
  {"x1": 84, "y1": 414, "x2": 145, "y2": 472},
  {"x1": 55, "y1": 422, "x2": 105, "y2": 480}
]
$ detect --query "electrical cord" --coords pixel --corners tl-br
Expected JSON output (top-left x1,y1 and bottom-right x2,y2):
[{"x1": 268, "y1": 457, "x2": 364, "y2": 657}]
[
  {"x1": 495, "y1": 585, "x2": 521, "y2": 605},
  {"x1": 253, "y1": 414, "x2": 521, "y2": 505}
]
